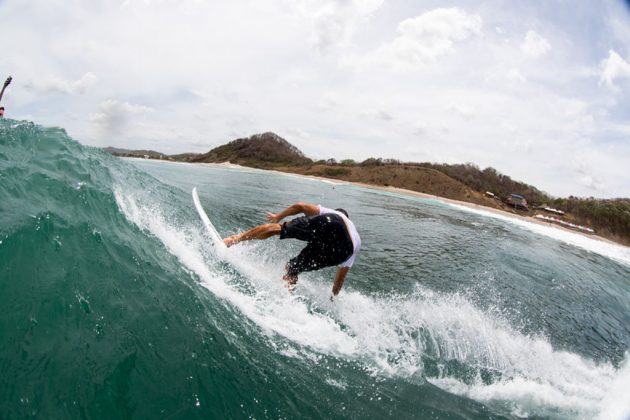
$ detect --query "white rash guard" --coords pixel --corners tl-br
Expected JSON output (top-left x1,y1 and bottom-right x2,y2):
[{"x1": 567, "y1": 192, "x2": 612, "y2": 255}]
[{"x1": 318, "y1": 205, "x2": 361, "y2": 268}]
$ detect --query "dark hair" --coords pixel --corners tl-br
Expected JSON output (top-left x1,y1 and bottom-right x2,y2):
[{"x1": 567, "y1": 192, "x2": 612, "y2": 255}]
[
  {"x1": 335, "y1": 208, "x2": 349, "y2": 218},
  {"x1": 0, "y1": 107, "x2": 4, "y2": 110}
]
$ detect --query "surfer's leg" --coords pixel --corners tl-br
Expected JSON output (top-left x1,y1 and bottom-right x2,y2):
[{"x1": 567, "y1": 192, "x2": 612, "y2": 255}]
[
  {"x1": 283, "y1": 266, "x2": 298, "y2": 291},
  {"x1": 282, "y1": 242, "x2": 321, "y2": 289},
  {"x1": 224, "y1": 223, "x2": 281, "y2": 247}
]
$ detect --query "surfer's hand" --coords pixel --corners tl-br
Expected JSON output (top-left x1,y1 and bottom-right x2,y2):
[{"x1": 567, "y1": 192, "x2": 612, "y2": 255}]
[
  {"x1": 4, "y1": 77, "x2": 11, "y2": 87},
  {"x1": 266, "y1": 212, "x2": 281, "y2": 223}
]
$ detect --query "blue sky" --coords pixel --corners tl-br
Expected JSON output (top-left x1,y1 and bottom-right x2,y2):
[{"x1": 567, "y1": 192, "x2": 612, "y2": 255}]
[{"x1": 1, "y1": 0, "x2": 629, "y2": 198}]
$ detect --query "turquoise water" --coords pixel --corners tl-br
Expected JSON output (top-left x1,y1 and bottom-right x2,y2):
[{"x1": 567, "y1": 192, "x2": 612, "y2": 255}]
[{"x1": 1, "y1": 120, "x2": 630, "y2": 419}]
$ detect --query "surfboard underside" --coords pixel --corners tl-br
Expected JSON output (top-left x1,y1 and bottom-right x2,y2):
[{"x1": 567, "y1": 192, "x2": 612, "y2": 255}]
[{"x1": 192, "y1": 187, "x2": 226, "y2": 251}]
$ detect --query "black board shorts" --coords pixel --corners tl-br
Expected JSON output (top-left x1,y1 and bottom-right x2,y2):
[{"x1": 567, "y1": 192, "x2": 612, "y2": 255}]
[{"x1": 280, "y1": 214, "x2": 354, "y2": 276}]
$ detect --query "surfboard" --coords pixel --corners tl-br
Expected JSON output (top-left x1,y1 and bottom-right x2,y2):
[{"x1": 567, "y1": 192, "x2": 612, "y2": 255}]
[{"x1": 192, "y1": 187, "x2": 227, "y2": 251}]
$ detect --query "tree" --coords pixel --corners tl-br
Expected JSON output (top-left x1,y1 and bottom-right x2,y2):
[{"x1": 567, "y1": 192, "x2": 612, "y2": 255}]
[{"x1": 360, "y1": 157, "x2": 383, "y2": 166}]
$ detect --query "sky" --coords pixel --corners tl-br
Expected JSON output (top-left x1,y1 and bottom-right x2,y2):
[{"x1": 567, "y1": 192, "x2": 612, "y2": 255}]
[{"x1": 1, "y1": 0, "x2": 630, "y2": 198}]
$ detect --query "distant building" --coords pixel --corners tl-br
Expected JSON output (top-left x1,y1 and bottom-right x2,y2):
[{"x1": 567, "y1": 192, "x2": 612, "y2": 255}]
[
  {"x1": 507, "y1": 194, "x2": 528, "y2": 210},
  {"x1": 534, "y1": 214, "x2": 594, "y2": 233},
  {"x1": 542, "y1": 207, "x2": 565, "y2": 216}
]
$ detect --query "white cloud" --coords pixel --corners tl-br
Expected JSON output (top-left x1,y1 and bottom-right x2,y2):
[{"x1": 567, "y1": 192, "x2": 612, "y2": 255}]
[
  {"x1": 521, "y1": 30, "x2": 551, "y2": 58},
  {"x1": 1, "y1": 0, "x2": 629, "y2": 197},
  {"x1": 507, "y1": 68, "x2": 526, "y2": 83},
  {"x1": 571, "y1": 149, "x2": 608, "y2": 193},
  {"x1": 600, "y1": 49, "x2": 630, "y2": 89},
  {"x1": 289, "y1": 0, "x2": 384, "y2": 52},
  {"x1": 413, "y1": 121, "x2": 428, "y2": 136},
  {"x1": 284, "y1": 127, "x2": 309, "y2": 139},
  {"x1": 120, "y1": 102, "x2": 154, "y2": 115},
  {"x1": 317, "y1": 92, "x2": 341, "y2": 111},
  {"x1": 445, "y1": 103, "x2": 474, "y2": 120},
  {"x1": 577, "y1": 174, "x2": 604, "y2": 191},
  {"x1": 343, "y1": 8, "x2": 482, "y2": 70},
  {"x1": 90, "y1": 99, "x2": 154, "y2": 137},
  {"x1": 361, "y1": 108, "x2": 394, "y2": 121},
  {"x1": 24, "y1": 72, "x2": 97, "y2": 95}
]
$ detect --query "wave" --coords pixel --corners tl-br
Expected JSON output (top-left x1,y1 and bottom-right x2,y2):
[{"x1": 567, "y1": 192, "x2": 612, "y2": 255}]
[
  {"x1": 2, "y1": 120, "x2": 628, "y2": 419},
  {"x1": 114, "y1": 182, "x2": 628, "y2": 419}
]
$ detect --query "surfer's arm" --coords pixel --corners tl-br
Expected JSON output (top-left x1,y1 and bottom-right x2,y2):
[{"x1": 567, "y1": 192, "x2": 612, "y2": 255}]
[
  {"x1": 0, "y1": 76, "x2": 11, "y2": 102},
  {"x1": 331, "y1": 266, "x2": 350, "y2": 297},
  {"x1": 266, "y1": 202, "x2": 319, "y2": 222}
]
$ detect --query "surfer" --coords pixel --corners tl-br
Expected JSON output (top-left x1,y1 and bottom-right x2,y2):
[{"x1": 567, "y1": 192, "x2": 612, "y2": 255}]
[
  {"x1": 223, "y1": 202, "x2": 361, "y2": 297},
  {"x1": 0, "y1": 76, "x2": 12, "y2": 117}
]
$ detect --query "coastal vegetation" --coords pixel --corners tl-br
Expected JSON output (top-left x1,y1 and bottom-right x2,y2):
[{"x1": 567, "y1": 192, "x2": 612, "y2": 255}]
[
  {"x1": 104, "y1": 132, "x2": 630, "y2": 246},
  {"x1": 550, "y1": 197, "x2": 630, "y2": 245}
]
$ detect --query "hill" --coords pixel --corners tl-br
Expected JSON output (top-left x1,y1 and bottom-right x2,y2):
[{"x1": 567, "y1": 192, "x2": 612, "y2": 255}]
[
  {"x1": 274, "y1": 162, "x2": 500, "y2": 208},
  {"x1": 191, "y1": 132, "x2": 312, "y2": 167}
]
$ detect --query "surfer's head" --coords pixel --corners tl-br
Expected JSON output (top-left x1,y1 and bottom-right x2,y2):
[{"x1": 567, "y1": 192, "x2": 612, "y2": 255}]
[
  {"x1": 0, "y1": 107, "x2": 4, "y2": 117},
  {"x1": 336, "y1": 208, "x2": 349, "y2": 218}
]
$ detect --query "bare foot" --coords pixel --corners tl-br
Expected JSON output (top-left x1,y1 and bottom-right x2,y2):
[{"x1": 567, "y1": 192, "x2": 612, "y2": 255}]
[
  {"x1": 283, "y1": 274, "x2": 298, "y2": 293},
  {"x1": 223, "y1": 235, "x2": 238, "y2": 247}
]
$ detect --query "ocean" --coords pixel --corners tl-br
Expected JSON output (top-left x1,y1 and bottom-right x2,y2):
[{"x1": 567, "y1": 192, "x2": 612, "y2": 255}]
[{"x1": 1, "y1": 120, "x2": 630, "y2": 419}]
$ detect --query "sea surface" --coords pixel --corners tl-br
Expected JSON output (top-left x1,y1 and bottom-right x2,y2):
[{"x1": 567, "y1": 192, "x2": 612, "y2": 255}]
[{"x1": 1, "y1": 120, "x2": 630, "y2": 419}]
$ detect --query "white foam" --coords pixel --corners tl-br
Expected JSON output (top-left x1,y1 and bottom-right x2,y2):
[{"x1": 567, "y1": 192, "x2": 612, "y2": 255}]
[
  {"x1": 596, "y1": 355, "x2": 630, "y2": 420},
  {"x1": 114, "y1": 187, "x2": 357, "y2": 356},
  {"x1": 326, "y1": 286, "x2": 626, "y2": 419},
  {"x1": 448, "y1": 203, "x2": 630, "y2": 268},
  {"x1": 114, "y1": 185, "x2": 627, "y2": 419}
]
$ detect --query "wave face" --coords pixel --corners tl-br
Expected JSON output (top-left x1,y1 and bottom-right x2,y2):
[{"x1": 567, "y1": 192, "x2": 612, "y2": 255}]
[{"x1": 1, "y1": 120, "x2": 630, "y2": 419}]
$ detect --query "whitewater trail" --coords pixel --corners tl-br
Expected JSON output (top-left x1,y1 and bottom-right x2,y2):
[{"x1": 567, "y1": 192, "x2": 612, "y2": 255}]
[
  {"x1": 114, "y1": 184, "x2": 629, "y2": 420},
  {"x1": 114, "y1": 187, "x2": 358, "y2": 356}
]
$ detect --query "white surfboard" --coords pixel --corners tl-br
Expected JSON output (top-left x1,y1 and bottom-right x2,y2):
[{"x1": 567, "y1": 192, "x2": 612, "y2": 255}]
[{"x1": 192, "y1": 187, "x2": 227, "y2": 251}]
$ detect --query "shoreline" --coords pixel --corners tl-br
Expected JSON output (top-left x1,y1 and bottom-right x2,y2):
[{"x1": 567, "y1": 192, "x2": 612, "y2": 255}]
[
  {"x1": 291, "y1": 172, "x2": 623, "y2": 247},
  {"x1": 127, "y1": 158, "x2": 627, "y2": 249},
  {"x1": 265, "y1": 168, "x2": 625, "y2": 248},
  {"x1": 365, "y1": 183, "x2": 622, "y2": 247}
]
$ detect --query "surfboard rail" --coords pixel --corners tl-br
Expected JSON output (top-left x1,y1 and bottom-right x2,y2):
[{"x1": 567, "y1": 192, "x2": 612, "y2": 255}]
[{"x1": 192, "y1": 187, "x2": 227, "y2": 251}]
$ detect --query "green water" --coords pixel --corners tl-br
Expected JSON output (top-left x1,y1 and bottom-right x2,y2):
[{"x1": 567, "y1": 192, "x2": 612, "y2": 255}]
[{"x1": 1, "y1": 120, "x2": 630, "y2": 419}]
